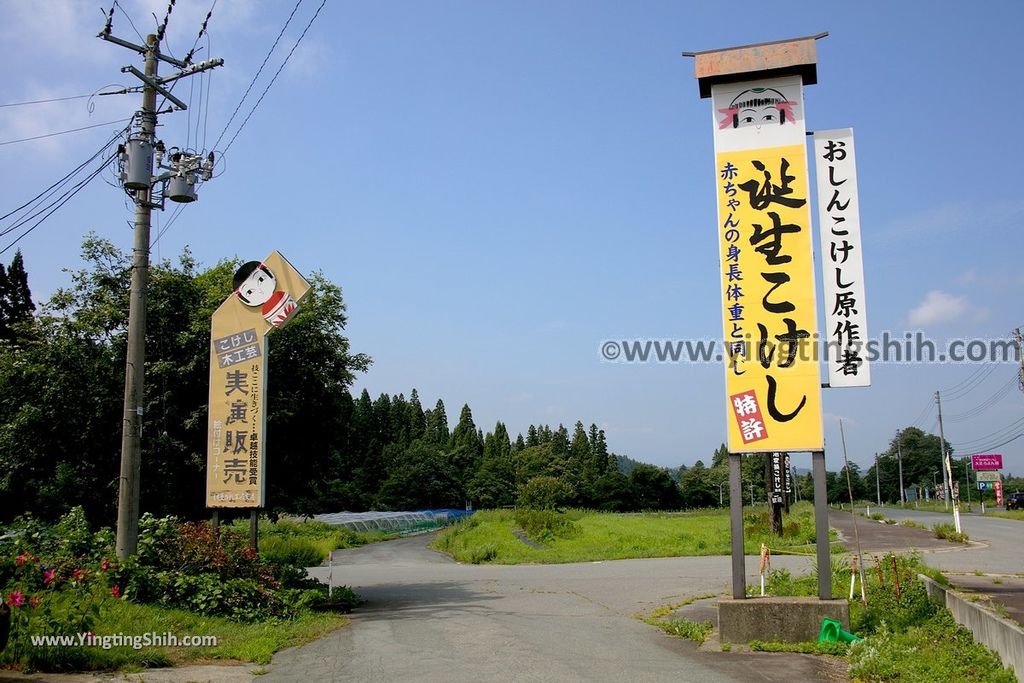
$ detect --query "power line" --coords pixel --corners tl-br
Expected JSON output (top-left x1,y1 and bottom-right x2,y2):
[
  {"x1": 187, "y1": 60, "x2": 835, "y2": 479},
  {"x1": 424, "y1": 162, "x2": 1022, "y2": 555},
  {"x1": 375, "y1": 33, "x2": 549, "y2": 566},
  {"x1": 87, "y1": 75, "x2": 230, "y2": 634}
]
[
  {"x1": 208, "y1": 0, "x2": 301, "y2": 152},
  {"x1": 0, "y1": 126, "x2": 127, "y2": 225},
  {"x1": 941, "y1": 363, "x2": 1000, "y2": 401},
  {"x1": 0, "y1": 154, "x2": 115, "y2": 256},
  {"x1": 0, "y1": 118, "x2": 132, "y2": 147},
  {"x1": 115, "y1": 0, "x2": 145, "y2": 43},
  {"x1": 183, "y1": 0, "x2": 218, "y2": 66},
  {"x1": 150, "y1": 202, "x2": 187, "y2": 249},
  {"x1": 908, "y1": 397, "x2": 934, "y2": 430},
  {"x1": 940, "y1": 363, "x2": 990, "y2": 395},
  {"x1": 946, "y1": 375, "x2": 1018, "y2": 423},
  {"x1": 0, "y1": 94, "x2": 95, "y2": 108},
  {"x1": 220, "y1": 0, "x2": 327, "y2": 156},
  {"x1": 951, "y1": 416, "x2": 1024, "y2": 449}
]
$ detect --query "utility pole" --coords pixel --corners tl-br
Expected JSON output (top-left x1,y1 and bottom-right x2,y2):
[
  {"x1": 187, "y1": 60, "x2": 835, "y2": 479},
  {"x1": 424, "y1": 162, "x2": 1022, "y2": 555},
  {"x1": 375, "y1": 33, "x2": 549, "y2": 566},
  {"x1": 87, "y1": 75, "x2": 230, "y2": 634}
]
[
  {"x1": 100, "y1": 18, "x2": 222, "y2": 559},
  {"x1": 875, "y1": 452, "x2": 881, "y2": 506},
  {"x1": 114, "y1": 33, "x2": 158, "y2": 560},
  {"x1": 1015, "y1": 328, "x2": 1024, "y2": 393},
  {"x1": 935, "y1": 391, "x2": 950, "y2": 511},
  {"x1": 935, "y1": 390, "x2": 961, "y2": 532},
  {"x1": 896, "y1": 431, "x2": 906, "y2": 506}
]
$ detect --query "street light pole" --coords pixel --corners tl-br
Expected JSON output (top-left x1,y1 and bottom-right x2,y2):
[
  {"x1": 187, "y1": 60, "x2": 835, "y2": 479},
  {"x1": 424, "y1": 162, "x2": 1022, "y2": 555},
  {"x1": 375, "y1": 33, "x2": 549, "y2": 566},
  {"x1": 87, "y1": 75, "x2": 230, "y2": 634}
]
[{"x1": 719, "y1": 481, "x2": 725, "y2": 506}]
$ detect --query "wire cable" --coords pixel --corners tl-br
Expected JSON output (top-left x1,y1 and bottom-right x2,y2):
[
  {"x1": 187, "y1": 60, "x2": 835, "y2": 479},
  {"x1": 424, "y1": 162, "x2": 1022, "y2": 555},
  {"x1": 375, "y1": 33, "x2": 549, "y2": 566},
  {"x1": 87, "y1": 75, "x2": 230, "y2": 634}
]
[
  {"x1": 0, "y1": 118, "x2": 132, "y2": 147},
  {"x1": 0, "y1": 126, "x2": 127, "y2": 225},
  {"x1": 951, "y1": 416, "x2": 1024, "y2": 449},
  {"x1": 220, "y1": 0, "x2": 327, "y2": 156},
  {"x1": 941, "y1": 363, "x2": 1000, "y2": 401},
  {"x1": 908, "y1": 397, "x2": 934, "y2": 431},
  {"x1": 211, "y1": 0, "x2": 305, "y2": 152},
  {"x1": 115, "y1": 0, "x2": 145, "y2": 43},
  {"x1": 940, "y1": 363, "x2": 990, "y2": 396},
  {"x1": 151, "y1": 202, "x2": 187, "y2": 249},
  {"x1": 0, "y1": 125, "x2": 129, "y2": 236},
  {"x1": 0, "y1": 154, "x2": 116, "y2": 256},
  {"x1": 183, "y1": 0, "x2": 218, "y2": 66},
  {"x1": 946, "y1": 375, "x2": 1018, "y2": 423},
  {"x1": 0, "y1": 94, "x2": 95, "y2": 109}
]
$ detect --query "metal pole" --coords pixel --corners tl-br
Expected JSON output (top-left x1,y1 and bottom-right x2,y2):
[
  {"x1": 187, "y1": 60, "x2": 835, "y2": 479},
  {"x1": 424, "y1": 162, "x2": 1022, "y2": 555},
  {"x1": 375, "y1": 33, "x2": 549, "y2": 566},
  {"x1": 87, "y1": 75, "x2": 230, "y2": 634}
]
[
  {"x1": 749, "y1": 482, "x2": 754, "y2": 506},
  {"x1": 896, "y1": 433, "x2": 906, "y2": 506},
  {"x1": 812, "y1": 450, "x2": 831, "y2": 599},
  {"x1": 729, "y1": 453, "x2": 745, "y2": 599},
  {"x1": 116, "y1": 34, "x2": 158, "y2": 560}
]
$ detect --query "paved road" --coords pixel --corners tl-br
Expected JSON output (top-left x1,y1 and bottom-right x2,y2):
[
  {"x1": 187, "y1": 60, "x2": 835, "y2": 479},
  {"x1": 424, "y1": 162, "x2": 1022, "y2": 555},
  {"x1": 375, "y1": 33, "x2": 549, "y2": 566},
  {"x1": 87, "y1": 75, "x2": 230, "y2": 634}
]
[
  {"x1": 263, "y1": 535, "x2": 847, "y2": 683},
  {"x1": 847, "y1": 506, "x2": 1024, "y2": 575},
  {"x1": 835, "y1": 506, "x2": 1024, "y2": 627}
]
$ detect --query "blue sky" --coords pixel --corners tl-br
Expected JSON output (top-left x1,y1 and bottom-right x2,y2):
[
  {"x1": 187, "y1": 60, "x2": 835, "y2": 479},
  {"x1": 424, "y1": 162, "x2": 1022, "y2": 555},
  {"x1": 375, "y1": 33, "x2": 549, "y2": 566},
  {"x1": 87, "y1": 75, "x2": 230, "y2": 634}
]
[{"x1": 2, "y1": 0, "x2": 1023, "y2": 479}]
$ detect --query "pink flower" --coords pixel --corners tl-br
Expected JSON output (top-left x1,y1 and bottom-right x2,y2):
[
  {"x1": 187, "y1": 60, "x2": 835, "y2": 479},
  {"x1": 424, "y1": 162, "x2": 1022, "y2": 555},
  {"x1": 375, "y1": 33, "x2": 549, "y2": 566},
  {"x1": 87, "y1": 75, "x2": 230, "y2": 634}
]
[
  {"x1": 101, "y1": 558, "x2": 110, "y2": 571},
  {"x1": 111, "y1": 585, "x2": 121, "y2": 599},
  {"x1": 28, "y1": 596, "x2": 40, "y2": 608},
  {"x1": 72, "y1": 568, "x2": 87, "y2": 582},
  {"x1": 15, "y1": 552, "x2": 30, "y2": 567},
  {"x1": 6, "y1": 590, "x2": 25, "y2": 608},
  {"x1": 42, "y1": 568, "x2": 56, "y2": 585}
]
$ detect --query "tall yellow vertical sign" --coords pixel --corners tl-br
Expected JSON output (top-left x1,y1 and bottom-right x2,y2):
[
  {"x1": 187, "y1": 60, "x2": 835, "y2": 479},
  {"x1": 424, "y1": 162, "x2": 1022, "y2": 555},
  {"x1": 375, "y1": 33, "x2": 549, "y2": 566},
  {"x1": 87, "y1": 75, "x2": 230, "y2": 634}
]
[
  {"x1": 206, "y1": 251, "x2": 310, "y2": 508},
  {"x1": 712, "y1": 76, "x2": 823, "y2": 452}
]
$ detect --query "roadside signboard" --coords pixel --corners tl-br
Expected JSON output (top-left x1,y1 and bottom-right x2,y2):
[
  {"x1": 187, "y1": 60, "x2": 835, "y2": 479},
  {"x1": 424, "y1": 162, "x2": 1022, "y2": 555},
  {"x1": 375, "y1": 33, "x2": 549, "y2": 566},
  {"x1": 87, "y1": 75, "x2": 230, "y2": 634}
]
[
  {"x1": 976, "y1": 470, "x2": 1001, "y2": 482},
  {"x1": 995, "y1": 480, "x2": 1004, "y2": 507},
  {"x1": 712, "y1": 76, "x2": 823, "y2": 452},
  {"x1": 971, "y1": 454, "x2": 1003, "y2": 470},
  {"x1": 978, "y1": 482, "x2": 992, "y2": 490},
  {"x1": 205, "y1": 251, "x2": 311, "y2": 509},
  {"x1": 813, "y1": 128, "x2": 870, "y2": 387}
]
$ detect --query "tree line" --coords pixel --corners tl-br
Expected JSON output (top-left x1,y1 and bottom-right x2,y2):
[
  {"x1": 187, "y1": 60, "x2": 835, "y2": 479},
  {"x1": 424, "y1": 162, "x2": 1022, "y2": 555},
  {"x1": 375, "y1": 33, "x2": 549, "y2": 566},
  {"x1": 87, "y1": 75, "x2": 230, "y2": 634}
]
[{"x1": 1, "y1": 239, "x2": 1020, "y2": 526}]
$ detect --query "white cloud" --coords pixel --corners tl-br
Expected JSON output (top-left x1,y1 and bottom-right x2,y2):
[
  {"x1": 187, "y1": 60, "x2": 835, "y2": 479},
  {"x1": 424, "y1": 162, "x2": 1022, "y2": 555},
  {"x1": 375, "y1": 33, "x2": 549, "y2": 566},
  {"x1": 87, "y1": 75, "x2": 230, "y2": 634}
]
[{"x1": 908, "y1": 290, "x2": 969, "y2": 326}]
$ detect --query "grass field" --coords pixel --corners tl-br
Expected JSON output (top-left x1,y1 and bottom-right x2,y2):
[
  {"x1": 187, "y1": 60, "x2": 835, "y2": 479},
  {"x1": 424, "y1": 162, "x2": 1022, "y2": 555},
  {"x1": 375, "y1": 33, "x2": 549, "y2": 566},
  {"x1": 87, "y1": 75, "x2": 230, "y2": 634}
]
[
  {"x1": 432, "y1": 503, "x2": 833, "y2": 564},
  {"x1": 983, "y1": 509, "x2": 1024, "y2": 521},
  {"x1": 9, "y1": 596, "x2": 349, "y2": 671}
]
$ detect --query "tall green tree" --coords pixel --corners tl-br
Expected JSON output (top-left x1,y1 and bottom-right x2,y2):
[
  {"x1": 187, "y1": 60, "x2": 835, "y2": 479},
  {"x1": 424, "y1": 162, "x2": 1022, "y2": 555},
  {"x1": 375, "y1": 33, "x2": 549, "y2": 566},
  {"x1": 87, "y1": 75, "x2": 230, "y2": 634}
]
[{"x1": 0, "y1": 250, "x2": 36, "y2": 342}]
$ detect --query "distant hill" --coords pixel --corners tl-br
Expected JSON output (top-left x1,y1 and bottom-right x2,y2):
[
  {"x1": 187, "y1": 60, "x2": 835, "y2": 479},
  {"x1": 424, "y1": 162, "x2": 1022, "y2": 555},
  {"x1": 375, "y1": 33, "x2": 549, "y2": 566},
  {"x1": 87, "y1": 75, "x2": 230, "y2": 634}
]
[{"x1": 615, "y1": 454, "x2": 681, "y2": 481}]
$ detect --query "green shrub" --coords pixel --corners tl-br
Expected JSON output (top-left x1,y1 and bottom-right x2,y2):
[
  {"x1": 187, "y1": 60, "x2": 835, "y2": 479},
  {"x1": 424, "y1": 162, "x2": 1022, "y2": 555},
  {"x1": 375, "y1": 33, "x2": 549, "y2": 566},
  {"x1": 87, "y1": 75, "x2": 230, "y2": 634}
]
[
  {"x1": 849, "y1": 611, "x2": 1016, "y2": 682},
  {"x1": 655, "y1": 618, "x2": 713, "y2": 643},
  {"x1": 513, "y1": 509, "x2": 580, "y2": 542},
  {"x1": 517, "y1": 476, "x2": 574, "y2": 510},
  {"x1": 467, "y1": 544, "x2": 498, "y2": 564},
  {"x1": 932, "y1": 523, "x2": 969, "y2": 543},
  {"x1": 260, "y1": 537, "x2": 325, "y2": 568}
]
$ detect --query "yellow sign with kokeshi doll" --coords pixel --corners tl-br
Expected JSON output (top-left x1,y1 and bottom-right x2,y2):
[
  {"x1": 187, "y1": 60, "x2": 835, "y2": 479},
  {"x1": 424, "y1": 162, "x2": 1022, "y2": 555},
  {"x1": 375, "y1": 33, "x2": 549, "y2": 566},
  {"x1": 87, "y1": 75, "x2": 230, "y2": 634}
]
[
  {"x1": 712, "y1": 76, "x2": 823, "y2": 452},
  {"x1": 206, "y1": 251, "x2": 311, "y2": 508}
]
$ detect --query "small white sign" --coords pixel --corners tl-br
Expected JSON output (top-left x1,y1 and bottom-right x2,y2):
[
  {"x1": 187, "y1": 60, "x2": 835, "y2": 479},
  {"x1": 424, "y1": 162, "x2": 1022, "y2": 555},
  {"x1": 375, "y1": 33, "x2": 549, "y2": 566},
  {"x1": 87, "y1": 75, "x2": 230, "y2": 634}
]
[
  {"x1": 814, "y1": 128, "x2": 870, "y2": 387},
  {"x1": 976, "y1": 470, "x2": 1001, "y2": 482}
]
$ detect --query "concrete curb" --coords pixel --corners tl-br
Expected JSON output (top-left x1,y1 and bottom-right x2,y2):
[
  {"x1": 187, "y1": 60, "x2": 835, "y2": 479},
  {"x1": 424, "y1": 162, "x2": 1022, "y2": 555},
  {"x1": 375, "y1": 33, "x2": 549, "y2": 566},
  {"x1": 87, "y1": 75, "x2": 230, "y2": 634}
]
[{"x1": 919, "y1": 573, "x2": 1024, "y2": 681}]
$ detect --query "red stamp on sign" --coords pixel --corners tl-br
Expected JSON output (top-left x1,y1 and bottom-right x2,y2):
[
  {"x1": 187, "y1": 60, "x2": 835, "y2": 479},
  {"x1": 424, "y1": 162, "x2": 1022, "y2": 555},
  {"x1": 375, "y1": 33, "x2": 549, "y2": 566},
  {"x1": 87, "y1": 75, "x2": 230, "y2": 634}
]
[{"x1": 730, "y1": 390, "x2": 769, "y2": 444}]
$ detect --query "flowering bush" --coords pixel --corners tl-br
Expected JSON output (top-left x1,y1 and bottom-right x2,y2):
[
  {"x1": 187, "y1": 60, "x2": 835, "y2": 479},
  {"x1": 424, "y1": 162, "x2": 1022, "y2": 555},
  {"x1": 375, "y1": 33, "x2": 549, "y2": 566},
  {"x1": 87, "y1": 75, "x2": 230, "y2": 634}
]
[
  {"x1": 109, "y1": 513, "x2": 331, "y2": 621},
  {"x1": 0, "y1": 507, "x2": 350, "y2": 670},
  {"x1": 0, "y1": 515, "x2": 120, "y2": 669}
]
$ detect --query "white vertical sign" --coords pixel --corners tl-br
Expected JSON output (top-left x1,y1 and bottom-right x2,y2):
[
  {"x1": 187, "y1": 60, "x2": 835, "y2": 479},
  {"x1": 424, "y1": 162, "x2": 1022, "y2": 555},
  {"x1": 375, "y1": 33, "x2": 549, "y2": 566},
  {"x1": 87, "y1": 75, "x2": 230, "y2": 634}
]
[{"x1": 813, "y1": 128, "x2": 870, "y2": 387}]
